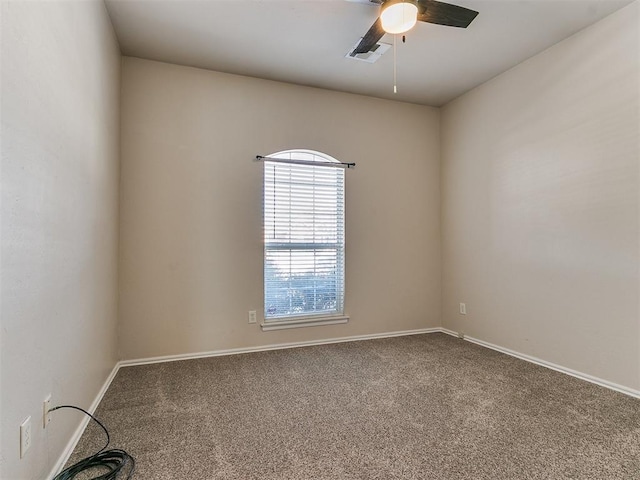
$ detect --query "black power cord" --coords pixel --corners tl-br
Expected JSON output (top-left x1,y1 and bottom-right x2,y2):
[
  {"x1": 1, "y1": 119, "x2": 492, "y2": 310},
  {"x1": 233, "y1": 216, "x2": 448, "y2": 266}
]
[{"x1": 50, "y1": 405, "x2": 135, "y2": 480}]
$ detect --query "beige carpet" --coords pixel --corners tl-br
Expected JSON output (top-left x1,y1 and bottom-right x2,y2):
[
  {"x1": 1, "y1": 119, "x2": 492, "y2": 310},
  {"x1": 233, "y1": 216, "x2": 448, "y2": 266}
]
[{"x1": 67, "y1": 333, "x2": 639, "y2": 479}]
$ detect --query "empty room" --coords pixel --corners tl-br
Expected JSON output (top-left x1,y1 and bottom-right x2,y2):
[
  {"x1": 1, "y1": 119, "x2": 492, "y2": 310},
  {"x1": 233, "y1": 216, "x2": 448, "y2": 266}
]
[{"x1": 1, "y1": 0, "x2": 639, "y2": 478}]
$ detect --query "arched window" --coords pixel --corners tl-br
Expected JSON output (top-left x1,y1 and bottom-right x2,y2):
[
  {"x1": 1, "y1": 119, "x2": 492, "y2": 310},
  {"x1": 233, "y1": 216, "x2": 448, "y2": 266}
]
[{"x1": 263, "y1": 149, "x2": 346, "y2": 328}]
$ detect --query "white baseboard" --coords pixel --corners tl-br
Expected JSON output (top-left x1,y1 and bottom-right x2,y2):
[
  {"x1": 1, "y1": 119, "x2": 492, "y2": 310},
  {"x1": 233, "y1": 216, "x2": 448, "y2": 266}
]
[
  {"x1": 448, "y1": 331, "x2": 640, "y2": 399},
  {"x1": 46, "y1": 363, "x2": 121, "y2": 480},
  {"x1": 439, "y1": 327, "x2": 460, "y2": 338},
  {"x1": 119, "y1": 327, "x2": 442, "y2": 367},
  {"x1": 118, "y1": 327, "x2": 640, "y2": 398}
]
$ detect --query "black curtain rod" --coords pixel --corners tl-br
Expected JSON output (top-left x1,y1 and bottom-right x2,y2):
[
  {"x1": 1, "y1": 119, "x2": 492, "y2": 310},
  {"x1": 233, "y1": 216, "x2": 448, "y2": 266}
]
[{"x1": 255, "y1": 155, "x2": 355, "y2": 169}]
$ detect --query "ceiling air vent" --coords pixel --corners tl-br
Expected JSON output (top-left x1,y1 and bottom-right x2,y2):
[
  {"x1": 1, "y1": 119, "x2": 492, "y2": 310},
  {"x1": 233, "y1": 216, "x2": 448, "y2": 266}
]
[{"x1": 346, "y1": 41, "x2": 391, "y2": 63}]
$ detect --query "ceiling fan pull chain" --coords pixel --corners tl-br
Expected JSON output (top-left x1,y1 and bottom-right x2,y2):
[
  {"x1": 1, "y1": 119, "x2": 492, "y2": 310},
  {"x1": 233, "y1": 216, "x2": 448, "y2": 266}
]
[
  {"x1": 402, "y1": 35, "x2": 406, "y2": 43},
  {"x1": 393, "y1": 34, "x2": 397, "y2": 93}
]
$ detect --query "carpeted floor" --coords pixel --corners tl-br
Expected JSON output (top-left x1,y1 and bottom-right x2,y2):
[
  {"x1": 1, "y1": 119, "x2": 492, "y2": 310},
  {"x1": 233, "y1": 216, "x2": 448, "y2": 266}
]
[{"x1": 66, "y1": 333, "x2": 639, "y2": 479}]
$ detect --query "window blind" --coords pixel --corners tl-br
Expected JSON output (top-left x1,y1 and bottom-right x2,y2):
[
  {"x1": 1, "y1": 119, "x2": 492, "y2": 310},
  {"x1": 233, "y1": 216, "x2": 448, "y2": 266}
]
[{"x1": 264, "y1": 151, "x2": 345, "y2": 320}]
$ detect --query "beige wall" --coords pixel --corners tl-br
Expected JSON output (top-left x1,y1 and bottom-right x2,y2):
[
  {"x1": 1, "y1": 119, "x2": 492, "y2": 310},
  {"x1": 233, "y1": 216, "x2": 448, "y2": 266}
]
[
  {"x1": 0, "y1": 1, "x2": 121, "y2": 478},
  {"x1": 441, "y1": 2, "x2": 640, "y2": 390},
  {"x1": 118, "y1": 57, "x2": 441, "y2": 360}
]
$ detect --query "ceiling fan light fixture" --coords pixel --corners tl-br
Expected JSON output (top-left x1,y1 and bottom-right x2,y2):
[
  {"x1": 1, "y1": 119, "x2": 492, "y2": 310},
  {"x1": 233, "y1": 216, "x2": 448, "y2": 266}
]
[{"x1": 380, "y1": 0, "x2": 419, "y2": 35}]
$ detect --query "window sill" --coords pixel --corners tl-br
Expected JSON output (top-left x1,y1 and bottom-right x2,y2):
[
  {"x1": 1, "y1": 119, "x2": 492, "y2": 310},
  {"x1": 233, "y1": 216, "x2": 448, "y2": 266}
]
[{"x1": 261, "y1": 314, "x2": 349, "y2": 332}]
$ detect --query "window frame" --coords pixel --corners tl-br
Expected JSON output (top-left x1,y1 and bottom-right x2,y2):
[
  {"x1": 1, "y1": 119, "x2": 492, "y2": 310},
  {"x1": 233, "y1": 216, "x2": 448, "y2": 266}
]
[{"x1": 261, "y1": 149, "x2": 348, "y2": 331}]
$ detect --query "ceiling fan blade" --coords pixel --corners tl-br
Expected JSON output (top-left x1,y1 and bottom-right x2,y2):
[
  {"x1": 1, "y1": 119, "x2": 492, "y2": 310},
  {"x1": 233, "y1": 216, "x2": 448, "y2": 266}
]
[
  {"x1": 417, "y1": 0, "x2": 478, "y2": 28},
  {"x1": 351, "y1": 17, "x2": 385, "y2": 55}
]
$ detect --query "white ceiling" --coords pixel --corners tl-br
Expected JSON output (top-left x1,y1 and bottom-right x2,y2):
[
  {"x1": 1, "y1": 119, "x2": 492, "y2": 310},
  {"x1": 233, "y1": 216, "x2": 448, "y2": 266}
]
[{"x1": 104, "y1": 0, "x2": 635, "y2": 106}]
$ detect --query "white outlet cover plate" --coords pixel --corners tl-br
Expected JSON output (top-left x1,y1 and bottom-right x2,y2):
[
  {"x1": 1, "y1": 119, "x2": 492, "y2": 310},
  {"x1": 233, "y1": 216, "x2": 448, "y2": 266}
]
[
  {"x1": 43, "y1": 395, "x2": 52, "y2": 428},
  {"x1": 20, "y1": 416, "x2": 32, "y2": 458}
]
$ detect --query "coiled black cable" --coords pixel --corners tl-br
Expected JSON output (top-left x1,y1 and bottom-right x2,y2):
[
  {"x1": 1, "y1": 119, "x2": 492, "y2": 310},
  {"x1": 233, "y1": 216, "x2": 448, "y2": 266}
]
[{"x1": 50, "y1": 405, "x2": 135, "y2": 480}]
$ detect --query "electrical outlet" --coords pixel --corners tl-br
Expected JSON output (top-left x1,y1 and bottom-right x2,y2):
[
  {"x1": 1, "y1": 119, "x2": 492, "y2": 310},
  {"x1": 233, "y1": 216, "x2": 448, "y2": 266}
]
[
  {"x1": 20, "y1": 416, "x2": 32, "y2": 458},
  {"x1": 248, "y1": 310, "x2": 257, "y2": 324},
  {"x1": 459, "y1": 303, "x2": 467, "y2": 315},
  {"x1": 43, "y1": 394, "x2": 52, "y2": 428}
]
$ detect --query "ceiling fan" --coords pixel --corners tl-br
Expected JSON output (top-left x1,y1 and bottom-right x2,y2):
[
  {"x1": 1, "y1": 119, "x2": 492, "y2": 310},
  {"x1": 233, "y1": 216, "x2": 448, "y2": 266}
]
[{"x1": 350, "y1": 0, "x2": 479, "y2": 56}]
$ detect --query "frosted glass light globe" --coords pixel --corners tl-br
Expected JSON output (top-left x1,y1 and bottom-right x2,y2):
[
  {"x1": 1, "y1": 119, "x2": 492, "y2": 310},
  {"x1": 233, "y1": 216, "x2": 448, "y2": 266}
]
[{"x1": 380, "y1": 1, "x2": 418, "y2": 34}]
